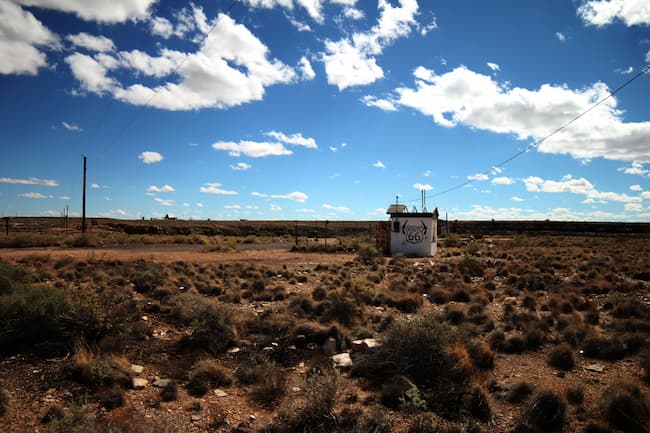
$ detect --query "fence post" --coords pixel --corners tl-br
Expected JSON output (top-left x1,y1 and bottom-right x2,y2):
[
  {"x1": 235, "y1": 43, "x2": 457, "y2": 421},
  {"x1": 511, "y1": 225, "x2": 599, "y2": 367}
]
[{"x1": 4, "y1": 217, "x2": 8, "y2": 236}]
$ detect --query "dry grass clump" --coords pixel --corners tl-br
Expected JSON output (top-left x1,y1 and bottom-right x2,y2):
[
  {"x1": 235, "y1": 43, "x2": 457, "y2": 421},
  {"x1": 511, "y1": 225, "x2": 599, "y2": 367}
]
[
  {"x1": 69, "y1": 343, "x2": 132, "y2": 390},
  {"x1": 506, "y1": 382, "x2": 534, "y2": 404},
  {"x1": 178, "y1": 304, "x2": 237, "y2": 355},
  {"x1": 251, "y1": 364, "x2": 287, "y2": 407},
  {"x1": 515, "y1": 389, "x2": 566, "y2": 432},
  {"x1": 467, "y1": 340, "x2": 494, "y2": 370},
  {"x1": 160, "y1": 380, "x2": 178, "y2": 402},
  {"x1": 547, "y1": 344, "x2": 576, "y2": 371},
  {"x1": 186, "y1": 359, "x2": 233, "y2": 397},
  {"x1": 598, "y1": 382, "x2": 649, "y2": 433}
]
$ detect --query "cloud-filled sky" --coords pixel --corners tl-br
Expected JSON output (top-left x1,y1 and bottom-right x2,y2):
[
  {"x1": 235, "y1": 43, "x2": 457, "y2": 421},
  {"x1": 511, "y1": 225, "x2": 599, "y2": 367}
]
[{"x1": 1, "y1": 0, "x2": 650, "y2": 221}]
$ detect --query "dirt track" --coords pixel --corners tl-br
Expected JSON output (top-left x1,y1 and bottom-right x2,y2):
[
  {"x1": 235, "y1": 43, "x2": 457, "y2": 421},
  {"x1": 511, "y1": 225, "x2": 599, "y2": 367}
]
[{"x1": 0, "y1": 245, "x2": 356, "y2": 266}]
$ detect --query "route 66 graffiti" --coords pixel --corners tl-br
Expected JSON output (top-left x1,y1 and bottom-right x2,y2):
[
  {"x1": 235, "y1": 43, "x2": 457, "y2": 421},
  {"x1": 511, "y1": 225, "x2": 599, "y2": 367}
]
[{"x1": 402, "y1": 220, "x2": 427, "y2": 244}]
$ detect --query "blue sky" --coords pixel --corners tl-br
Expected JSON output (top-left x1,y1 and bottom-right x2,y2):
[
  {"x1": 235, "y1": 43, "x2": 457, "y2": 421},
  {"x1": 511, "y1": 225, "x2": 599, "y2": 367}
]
[{"x1": 1, "y1": 0, "x2": 650, "y2": 221}]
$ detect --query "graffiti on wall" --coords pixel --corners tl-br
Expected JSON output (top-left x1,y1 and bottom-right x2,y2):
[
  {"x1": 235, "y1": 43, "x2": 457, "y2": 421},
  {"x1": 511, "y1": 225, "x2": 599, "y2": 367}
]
[{"x1": 402, "y1": 220, "x2": 427, "y2": 244}]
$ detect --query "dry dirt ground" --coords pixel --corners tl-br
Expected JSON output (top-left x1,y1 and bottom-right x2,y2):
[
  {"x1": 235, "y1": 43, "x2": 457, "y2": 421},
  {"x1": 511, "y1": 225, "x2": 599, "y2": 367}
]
[{"x1": 1, "y1": 235, "x2": 649, "y2": 433}]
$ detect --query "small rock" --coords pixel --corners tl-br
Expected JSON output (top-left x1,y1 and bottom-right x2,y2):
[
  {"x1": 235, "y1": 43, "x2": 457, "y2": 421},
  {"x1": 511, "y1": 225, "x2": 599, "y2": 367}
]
[
  {"x1": 332, "y1": 353, "x2": 353, "y2": 369},
  {"x1": 292, "y1": 387, "x2": 301, "y2": 393},
  {"x1": 190, "y1": 415, "x2": 201, "y2": 422},
  {"x1": 214, "y1": 389, "x2": 228, "y2": 398},
  {"x1": 262, "y1": 346, "x2": 274, "y2": 352},
  {"x1": 584, "y1": 364, "x2": 604, "y2": 373},
  {"x1": 227, "y1": 347, "x2": 241, "y2": 354},
  {"x1": 153, "y1": 379, "x2": 172, "y2": 388},
  {"x1": 249, "y1": 414, "x2": 256, "y2": 422},
  {"x1": 130, "y1": 364, "x2": 144, "y2": 374},
  {"x1": 132, "y1": 378, "x2": 148, "y2": 389}
]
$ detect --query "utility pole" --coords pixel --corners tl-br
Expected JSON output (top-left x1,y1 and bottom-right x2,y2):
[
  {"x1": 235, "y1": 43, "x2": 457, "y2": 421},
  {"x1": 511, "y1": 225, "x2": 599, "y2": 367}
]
[{"x1": 82, "y1": 155, "x2": 87, "y2": 233}]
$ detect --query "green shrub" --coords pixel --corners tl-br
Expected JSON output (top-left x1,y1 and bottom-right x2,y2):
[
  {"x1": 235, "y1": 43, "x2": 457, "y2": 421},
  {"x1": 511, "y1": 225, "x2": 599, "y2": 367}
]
[
  {"x1": 459, "y1": 255, "x2": 484, "y2": 277},
  {"x1": 131, "y1": 264, "x2": 165, "y2": 293},
  {"x1": 179, "y1": 304, "x2": 236, "y2": 355}
]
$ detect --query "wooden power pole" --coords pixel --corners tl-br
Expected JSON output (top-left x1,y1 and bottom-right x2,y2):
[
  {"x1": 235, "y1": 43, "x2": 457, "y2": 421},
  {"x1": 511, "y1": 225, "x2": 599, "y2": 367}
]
[{"x1": 82, "y1": 155, "x2": 87, "y2": 233}]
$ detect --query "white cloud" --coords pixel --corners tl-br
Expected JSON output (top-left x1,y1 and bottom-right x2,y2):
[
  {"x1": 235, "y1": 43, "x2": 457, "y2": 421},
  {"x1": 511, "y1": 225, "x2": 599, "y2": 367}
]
[
  {"x1": 91, "y1": 183, "x2": 100, "y2": 189},
  {"x1": 512, "y1": 196, "x2": 525, "y2": 202},
  {"x1": 630, "y1": 184, "x2": 643, "y2": 191},
  {"x1": 13, "y1": 0, "x2": 157, "y2": 23},
  {"x1": 139, "y1": 151, "x2": 163, "y2": 164},
  {"x1": 296, "y1": 208, "x2": 315, "y2": 213},
  {"x1": 423, "y1": 170, "x2": 431, "y2": 177},
  {"x1": 288, "y1": 16, "x2": 312, "y2": 32},
  {"x1": 420, "y1": 16, "x2": 438, "y2": 36},
  {"x1": 147, "y1": 184, "x2": 175, "y2": 193},
  {"x1": 224, "y1": 204, "x2": 241, "y2": 209},
  {"x1": 298, "y1": 56, "x2": 316, "y2": 80},
  {"x1": 200, "y1": 182, "x2": 238, "y2": 195},
  {"x1": 323, "y1": 203, "x2": 350, "y2": 213},
  {"x1": 625, "y1": 203, "x2": 643, "y2": 212},
  {"x1": 252, "y1": 191, "x2": 308, "y2": 202},
  {"x1": 412, "y1": 183, "x2": 432, "y2": 191},
  {"x1": 555, "y1": 32, "x2": 566, "y2": 42},
  {"x1": 0, "y1": 1, "x2": 59, "y2": 75},
  {"x1": 385, "y1": 65, "x2": 650, "y2": 162},
  {"x1": 212, "y1": 141, "x2": 292, "y2": 158},
  {"x1": 468, "y1": 173, "x2": 489, "y2": 182},
  {"x1": 0, "y1": 177, "x2": 58, "y2": 187},
  {"x1": 18, "y1": 192, "x2": 50, "y2": 199},
  {"x1": 150, "y1": 16, "x2": 174, "y2": 39},
  {"x1": 373, "y1": 160, "x2": 385, "y2": 168},
  {"x1": 491, "y1": 176, "x2": 515, "y2": 185},
  {"x1": 265, "y1": 131, "x2": 317, "y2": 148},
  {"x1": 619, "y1": 161, "x2": 649, "y2": 176},
  {"x1": 66, "y1": 32, "x2": 115, "y2": 52},
  {"x1": 329, "y1": 146, "x2": 338, "y2": 152},
  {"x1": 615, "y1": 66, "x2": 634, "y2": 75},
  {"x1": 58, "y1": 195, "x2": 70, "y2": 200},
  {"x1": 642, "y1": 191, "x2": 650, "y2": 199},
  {"x1": 154, "y1": 197, "x2": 175, "y2": 206},
  {"x1": 196, "y1": 202, "x2": 203, "y2": 208},
  {"x1": 322, "y1": 0, "x2": 419, "y2": 90},
  {"x1": 62, "y1": 121, "x2": 82, "y2": 131},
  {"x1": 524, "y1": 174, "x2": 642, "y2": 203},
  {"x1": 362, "y1": 95, "x2": 398, "y2": 111},
  {"x1": 230, "y1": 162, "x2": 252, "y2": 171},
  {"x1": 270, "y1": 204, "x2": 282, "y2": 212},
  {"x1": 578, "y1": 0, "x2": 650, "y2": 27},
  {"x1": 66, "y1": 13, "x2": 296, "y2": 110},
  {"x1": 344, "y1": 7, "x2": 364, "y2": 20},
  {"x1": 487, "y1": 62, "x2": 500, "y2": 72}
]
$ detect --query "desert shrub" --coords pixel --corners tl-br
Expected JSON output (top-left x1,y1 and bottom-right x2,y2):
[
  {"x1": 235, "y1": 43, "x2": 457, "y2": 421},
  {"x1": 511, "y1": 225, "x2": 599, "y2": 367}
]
[
  {"x1": 524, "y1": 327, "x2": 544, "y2": 350},
  {"x1": 160, "y1": 380, "x2": 178, "y2": 402},
  {"x1": 358, "y1": 243, "x2": 380, "y2": 261},
  {"x1": 252, "y1": 364, "x2": 287, "y2": 407},
  {"x1": 322, "y1": 291, "x2": 362, "y2": 327},
  {"x1": 131, "y1": 264, "x2": 165, "y2": 293},
  {"x1": 518, "y1": 390, "x2": 566, "y2": 432},
  {"x1": 502, "y1": 335, "x2": 525, "y2": 354},
  {"x1": 598, "y1": 382, "x2": 649, "y2": 433},
  {"x1": 566, "y1": 386, "x2": 584, "y2": 405},
  {"x1": 68, "y1": 344, "x2": 132, "y2": 390},
  {"x1": 357, "y1": 407, "x2": 392, "y2": 433},
  {"x1": 445, "y1": 306, "x2": 465, "y2": 325},
  {"x1": 96, "y1": 385, "x2": 125, "y2": 410},
  {"x1": 547, "y1": 344, "x2": 575, "y2": 371},
  {"x1": 459, "y1": 255, "x2": 483, "y2": 277},
  {"x1": 0, "y1": 282, "x2": 70, "y2": 354},
  {"x1": 506, "y1": 382, "x2": 534, "y2": 404},
  {"x1": 521, "y1": 295, "x2": 537, "y2": 311},
  {"x1": 399, "y1": 383, "x2": 428, "y2": 413},
  {"x1": 467, "y1": 341, "x2": 494, "y2": 370},
  {"x1": 444, "y1": 233, "x2": 460, "y2": 247},
  {"x1": 186, "y1": 359, "x2": 233, "y2": 397},
  {"x1": 581, "y1": 335, "x2": 626, "y2": 360},
  {"x1": 0, "y1": 388, "x2": 8, "y2": 416},
  {"x1": 381, "y1": 375, "x2": 415, "y2": 409},
  {"x1": 488, "y1": 330, "x2": 505, "y2": 351},
  {"x1": 450, "y1": 288, "x2": 470, "y2": 302},
  {"x1": 429, "y1": 288, "x2": 449, "y2": 304},
  {"x1": 641, "y1": 349, "x2": 650, "y2": 383},
  {"x1": 463, "y1": 385, "x2": 492, "y2": 422},
  {"x1": 179, "y1": 304, "x2": 236, "y2": 355},
  {"x1": 41, "y1": 405, "x2": 65, "y2": 424}
]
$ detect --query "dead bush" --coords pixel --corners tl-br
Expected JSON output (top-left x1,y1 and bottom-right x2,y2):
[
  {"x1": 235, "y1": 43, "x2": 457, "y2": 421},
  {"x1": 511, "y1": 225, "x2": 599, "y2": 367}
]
[
  {"x1": 506, "y1": 382, "x2": 534, "y2": 404},
  {"x1": 517, "y1": 390, "x2": 566, "y2": 432},
  {"x1": 547, "y1": 344, "x2": 575, "y2": 371},
  {"x1": 598, "y1": 382, "x2": 649, "y2": 433},
  {"x1": 467, "y1": 340, "x2": 494, "y2": 370},
  {"x1": 186, "y1": 359, "x2": 233, "y2": 397}
]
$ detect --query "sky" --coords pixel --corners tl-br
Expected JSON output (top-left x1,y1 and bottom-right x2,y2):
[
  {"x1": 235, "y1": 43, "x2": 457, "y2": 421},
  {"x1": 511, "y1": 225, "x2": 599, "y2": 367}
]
[{"x1": 1, "y1": 0, "x2": 650, "y2": 221}]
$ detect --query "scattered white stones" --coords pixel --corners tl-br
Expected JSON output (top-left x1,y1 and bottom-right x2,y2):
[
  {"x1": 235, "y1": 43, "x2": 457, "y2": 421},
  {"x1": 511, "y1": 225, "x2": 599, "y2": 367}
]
[
  {"x1": 130, "y1": 364, "x2": 144, "y2": 374},
  {"x1": 331, "y1": 353, "x2": 353, "y2": 369},
  {"x1": 132, "y1": 378, "x2": 148, "y2": 389},
  {"x1": 352, "y1": 338, "x2": 379, "y2": 350},
  {"x1": 214, "y1": 389, "x2": 228, "y2": 398},
  {"x1": 153, "y1": 379, "x2": 172, "y2": 388},
  {"x1": 584, "y1": 364, "x2": 605, "y2": 373},
  {"x1": 227, "y1": 347, "x2": 241, "y2": 354}
]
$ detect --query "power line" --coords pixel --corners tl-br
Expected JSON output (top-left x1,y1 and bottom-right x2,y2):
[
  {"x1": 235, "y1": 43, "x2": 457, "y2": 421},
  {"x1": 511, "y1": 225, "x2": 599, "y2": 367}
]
[{"x1": 404, "y1": 64, "x2": 650, "y2": 205}]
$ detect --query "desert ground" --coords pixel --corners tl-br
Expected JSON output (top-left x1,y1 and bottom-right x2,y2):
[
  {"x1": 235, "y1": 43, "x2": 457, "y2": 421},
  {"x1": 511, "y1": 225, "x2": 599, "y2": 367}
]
[{"x1": 0, "y1": 219, "x2": 649, "y2": 433}]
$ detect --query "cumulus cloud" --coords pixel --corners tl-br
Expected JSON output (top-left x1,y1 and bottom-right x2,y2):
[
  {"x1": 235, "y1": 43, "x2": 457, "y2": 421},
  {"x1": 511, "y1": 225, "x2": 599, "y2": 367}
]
[
  {"x1": 373, "y1": 160, "x2": 385, "y2": 168},
  {"x1": 199, "y1": 182, "x2": 238, "y2": 195},
  {"x1": 66, "y1": 12, "x2": 296, "y2": 110},
  {"x1": 524, "y1": 174, "x2": 642, "y2": 203},
  {"x1": 139, "y1": 151, "x2": 163, "y2": 164},
  {"x1": 251, "y1": 191, "x2": 308, "y2": 202},
  {"x1": 555, "y1": 31, "x2": 566, "y2": 42},
  {"x1": 630, "y1": 184, "x2": 643, "y2": 191},
  {"x1": 344, "y1": 7, "x2": 364, "y2": 20},
  {"x1": 265, "y1": 131, "x2": 317, "y2": 148},
  {"x1": 66, "y1": 32, "x2": 115, "y2": 52},
  {"x1": 412, "y1": 183, "x2": 432, "y2": 191},
  {"x1": 224, "y1": 204, "x2": 241, "y2": 209},
  {"x1": 18, "y1": 192, "x2": 50, "y2": 199},
  {"x1": 378, "y1": 65, "x2": 650, "y2": 162},
  {"x1": 577, "y1": 0, "x2": 650, "y2": 27},
  {"x1": 0, "y1": 1, "x2": 59, "y2": 75},
  {"x1": 512, "y1": 196, "x2": 525, "y2": 202},
  {"x1": 147, "y1": 184, "x2": 175, "y2": 193},
  {"x1": 91, "y1": 183, "x2": 100, "y2": 189},
  {"x1": 468, "y1": 173, "x2": 489, "y2": 182},
  {"x1": 62, "y1": 121, "x2": 82, "y2": 131},
  {"x1": 230, "y1": 162, "x2": 252, "y2": 171},
  {"x1": 618, "y1": 161, "x2": 649, "y2": 176},
  {"x1": 154, "y1": 197, "x2": 175, "y2": 206},
  {"x1": 322, "y1": 0, "x2": 419, "y2": 90},
  {"x1": 491, "y1": 176, "x2": 515, "y2": 185},
  {"x1": 323, "y1": 203, "x2": 350, "y2": 213},
  {"x1": 362, "y1": 95, "x2": 397, "y2": 111},
  {"x1": 13, "y1": 0, "x2": 157, "y2": 23},
  {"x1": 298, "y1": 56, "x2": 316, "y2": 80},
  {"x1": 213, "y1": 141, "x2": 292, "y2": 158},
  {"x1": 0, "y1": 177, "x2": 58, "y2": 187},
  {"x1": 487, "y1": 62, "x2": 500, "y2": 72}
]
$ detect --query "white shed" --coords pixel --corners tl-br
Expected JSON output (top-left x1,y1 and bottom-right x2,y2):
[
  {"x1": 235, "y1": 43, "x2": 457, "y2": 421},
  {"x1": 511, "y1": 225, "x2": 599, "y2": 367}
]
[{"x1": 386, "y1": 204, "x2": 438, "y2": 257}]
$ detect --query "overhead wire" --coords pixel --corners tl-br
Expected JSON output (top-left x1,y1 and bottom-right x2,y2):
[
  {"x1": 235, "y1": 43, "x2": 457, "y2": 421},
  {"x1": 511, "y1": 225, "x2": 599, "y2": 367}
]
[{"x1": 402, "y1": 64, "x2": 650, "y2": 206}]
